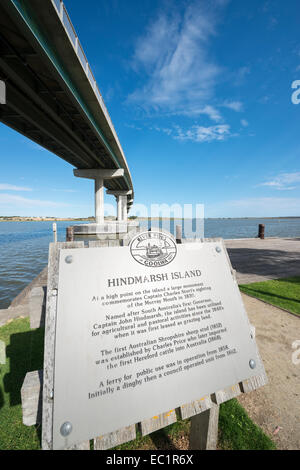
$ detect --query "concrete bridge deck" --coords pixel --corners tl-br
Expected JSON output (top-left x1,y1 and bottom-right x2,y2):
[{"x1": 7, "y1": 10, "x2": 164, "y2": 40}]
[
  {"x1": 0, "y1": 0, "x2": 134, "y2": 214},
  {"x1": 225, "y1": 237, "x2": 300, "y2": 284}
]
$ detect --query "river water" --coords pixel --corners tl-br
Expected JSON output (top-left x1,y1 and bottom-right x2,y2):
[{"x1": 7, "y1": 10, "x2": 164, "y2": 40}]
[{"x1": 0, "y1": 218, "x2": 299, "y2": 309}]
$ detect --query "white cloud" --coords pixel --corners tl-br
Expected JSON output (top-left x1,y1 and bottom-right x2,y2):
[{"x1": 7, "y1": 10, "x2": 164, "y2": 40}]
[
  {"x1": 0, "y1": 193, "x2": 70, "y2": 208},
  {"x1": 125, "y1": 123, "x2": 143, "y2": 131},
  {"x1": 127, "y1": 0, "x2": 249, "y2": 141},
  {"x1": 174, "y1": 124, "x2": 231, "y2": 143},
  {"x1": 128, "y1": 2, "x2": 224, "y2": 115},
  {"x1": 178, "y1": 105, "x2": 222, "y2": 122},
  {"x1": 152, "y1": 123, "x2": 232, "y2": 142},
  {"x1": 234, "y1": 66, "x2": 251, "y2": 85},
  {"x1": 0, "y1": 183, "x2": 32, "y2": 191},
  {"x1": 259, "y1": 172, "x2": 300, "y2": 191},
  {"x1": 152, "y1": 126, "x2": 173, "y2": 136},
  {"x1": 51, "y1": 189, "x2": 78, "y2": 193},
  {"x1": 222, "y1": 101, "x2": 243, "y2": 112},
  {"x1": 241, "y1": 119, "x2": 249, "y2": 127}
]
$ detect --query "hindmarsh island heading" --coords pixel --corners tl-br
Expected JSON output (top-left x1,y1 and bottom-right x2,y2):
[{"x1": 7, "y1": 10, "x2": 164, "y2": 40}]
[{"x1": 108, "y1": 270, "x2": 201, "y2": 287}]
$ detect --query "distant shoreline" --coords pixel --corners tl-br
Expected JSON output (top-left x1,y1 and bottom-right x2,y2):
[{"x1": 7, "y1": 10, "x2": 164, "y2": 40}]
[
  {"x1": 0, "y1": 217, "x2": 93, "y2": 222},
  {"x1": 1, "y1": 216, "x2": 300, "y2": 222},
  {"x1": 136, "y1": 216, "x2": 300, "y2": 220}
]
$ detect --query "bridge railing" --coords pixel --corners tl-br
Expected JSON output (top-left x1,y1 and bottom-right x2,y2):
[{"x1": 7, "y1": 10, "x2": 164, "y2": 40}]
[{"x1": 51, "y1": 0, "x2": 121, "y2": 147}]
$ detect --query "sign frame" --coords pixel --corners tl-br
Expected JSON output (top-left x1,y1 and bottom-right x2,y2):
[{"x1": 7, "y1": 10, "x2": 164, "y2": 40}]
[{"x1": 41, "y1": 231, "x2": 268, "y2": 450}]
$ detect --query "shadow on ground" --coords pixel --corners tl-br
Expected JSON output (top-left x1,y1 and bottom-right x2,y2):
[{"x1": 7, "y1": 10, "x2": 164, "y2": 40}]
[
  {"x1": 150, "y1": 429, "x2": 179, "y2": 450},
  {"x1": 3, "y1": 329, "x2": 44, "y2": 407},
  {"x1": 227, "y1": 247, "x2": 300, "y2": 278},
  {"x1": 241, "y1": 286, "x2": 300, "y2": 305},
  {"x1": 0, "y1": 383, "x2": 4, "y2": 410}
]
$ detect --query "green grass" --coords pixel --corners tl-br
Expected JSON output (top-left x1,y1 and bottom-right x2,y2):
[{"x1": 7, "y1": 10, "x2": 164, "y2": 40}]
[
  {"x1": 240, "y1": 276, "x2": 300, "y2": 316},
  {"x1": 0, "y1": 318, "x2": 275, "y2": 450},
  {"x1": 218, "y1": 398, "x2": 276, "y2": 450},
  {"x1": 0, "y1": 318, "x2": 44, "y2": 450},
  {"x1": 113, "y1": 400, "x2": 275, "y2": 451}
]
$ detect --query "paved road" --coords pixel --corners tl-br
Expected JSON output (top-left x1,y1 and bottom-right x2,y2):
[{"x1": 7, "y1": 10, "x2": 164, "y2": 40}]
[{"x1": 225, "y1": 237, "x2": 300, "y2": 284}]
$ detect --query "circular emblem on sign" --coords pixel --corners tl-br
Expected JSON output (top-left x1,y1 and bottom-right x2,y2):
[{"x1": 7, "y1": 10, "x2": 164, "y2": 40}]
[{"x1": 130, "y1": 231, "x2": 177, "y2": 267}]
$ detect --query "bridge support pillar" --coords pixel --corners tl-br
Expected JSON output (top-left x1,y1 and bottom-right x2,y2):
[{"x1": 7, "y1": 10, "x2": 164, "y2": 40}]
[
  {"x1": 73, "y1": 168, "x2": 124, "y2": 224},
  {"x1": 72, "y1": 170, "x2": 138, "y2": 236},
  {"x1": 107, "y1": 190, "x2": 132, "y2": 224},
  {"x1": 95, "y1": 178, "x2": 104, "y2": 224},
  {"x1": 115, "y1": 195, "x2": 128, "y2": 222}
]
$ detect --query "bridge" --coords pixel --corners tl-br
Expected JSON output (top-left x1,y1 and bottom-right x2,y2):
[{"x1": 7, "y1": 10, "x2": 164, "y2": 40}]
[{"x1": 0, "y1": 0, "x2": 134, "y2": 226}]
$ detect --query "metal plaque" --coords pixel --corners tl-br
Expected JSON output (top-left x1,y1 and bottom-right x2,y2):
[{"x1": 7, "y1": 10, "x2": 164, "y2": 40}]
[{"x1": 52, "y1": 235, "x2": 264, "y2": 449}]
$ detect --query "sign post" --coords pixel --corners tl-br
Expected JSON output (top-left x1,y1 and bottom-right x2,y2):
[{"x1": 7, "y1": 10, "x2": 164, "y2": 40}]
[{"x1": 23, "y1": 229, "x2": 267, "y2": 450}]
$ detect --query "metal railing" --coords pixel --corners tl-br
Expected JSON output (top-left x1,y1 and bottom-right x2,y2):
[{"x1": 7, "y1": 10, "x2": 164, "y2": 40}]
[
  {"x1": 51, "y1": 0, "x2": 119, "y2": 144},
  {"x1": 62, "y1": 5, "x2": 76, "y2": 47},
  {"x1": 53, "y1": 0, "x2": 60, "y2": 12}
]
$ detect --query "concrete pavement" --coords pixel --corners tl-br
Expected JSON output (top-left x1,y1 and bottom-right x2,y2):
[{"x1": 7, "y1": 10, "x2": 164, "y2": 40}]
[{"x1": 225, "y1": 237, "x2": 300, "y2": 284}]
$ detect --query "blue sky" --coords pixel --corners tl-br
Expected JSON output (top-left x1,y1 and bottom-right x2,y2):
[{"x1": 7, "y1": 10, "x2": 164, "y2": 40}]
[{"x1": 1, "y1": 0, "x2": 300, "y2": 218}]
